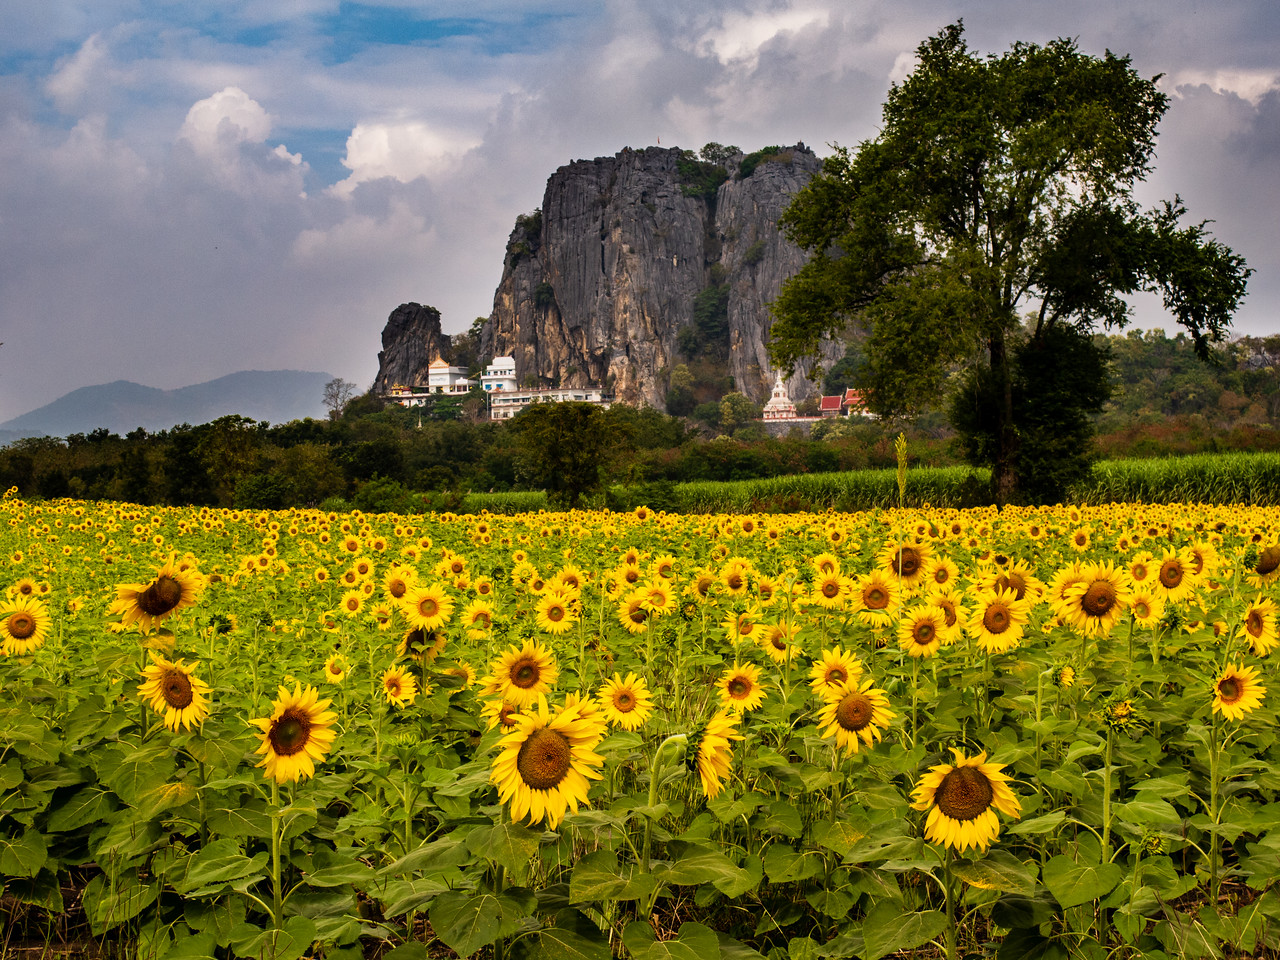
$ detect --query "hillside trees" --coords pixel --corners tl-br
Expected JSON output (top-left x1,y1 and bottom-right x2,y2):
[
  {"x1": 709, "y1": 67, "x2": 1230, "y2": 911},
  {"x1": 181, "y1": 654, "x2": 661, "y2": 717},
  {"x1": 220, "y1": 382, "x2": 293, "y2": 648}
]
[{"x1": 770, "y1": 22, "x2": 1250, "y2": 503}]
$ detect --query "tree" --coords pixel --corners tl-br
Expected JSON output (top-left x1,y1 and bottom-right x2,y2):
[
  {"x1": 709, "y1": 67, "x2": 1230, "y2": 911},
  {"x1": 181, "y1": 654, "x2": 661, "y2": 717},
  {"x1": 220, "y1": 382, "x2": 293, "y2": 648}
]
[
  {"x1": 771, "y1": 22, "x2": 1250, "y2": 503},
  {"x1": 510, "y1": 402, "x2": 615, "y2": 507},
  {"x1": 323, "y1": 378, "x2": 357, "y2": 421}
]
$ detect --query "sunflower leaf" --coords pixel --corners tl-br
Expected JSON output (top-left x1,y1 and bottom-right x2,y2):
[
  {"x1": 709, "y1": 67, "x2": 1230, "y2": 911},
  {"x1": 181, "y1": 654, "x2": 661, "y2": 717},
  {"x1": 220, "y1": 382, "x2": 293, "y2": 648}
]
[
  {"x1": 429, "y1": 888, "x2": 535, "y2": 958},
  {"x1": 861, "y1": 900, "x2": 948, "y2": 960},
  {"x1": 519, "y1": 909, "x2": 611, "y2": 960},
  {"x1": 949, "y1": 850, "x2": 1038, "y2": 895},
  {"x1": 1043, "y1": 855, "x2": 1125, "y2": 909},
  {"x1": 466, "y1": 821, "x2": 543, "y2": 881},
  {"x1": 569, "y1": 849, "x2": 657, "y2": 903}
]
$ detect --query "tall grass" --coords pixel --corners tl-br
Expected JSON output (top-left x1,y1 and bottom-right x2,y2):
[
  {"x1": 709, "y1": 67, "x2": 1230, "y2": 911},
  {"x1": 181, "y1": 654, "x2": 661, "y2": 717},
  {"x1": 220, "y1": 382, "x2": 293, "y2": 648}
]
[
  {"x1": 463, "y1": 490, "x2": 549, "y2": 514},
  {"x1": 1072, "y1": 451, "x2": 1280, "y2": 506}
]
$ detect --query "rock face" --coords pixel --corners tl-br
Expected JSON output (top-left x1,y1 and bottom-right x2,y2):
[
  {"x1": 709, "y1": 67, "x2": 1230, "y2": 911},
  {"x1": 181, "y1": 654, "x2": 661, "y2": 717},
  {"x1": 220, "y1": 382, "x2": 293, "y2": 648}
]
[
  {"x1": 480, "y1": 145, "x2": 841, "y2": 409},
  {"x1": 372, "y1": 303, "x2": 453, "y2": 394}
]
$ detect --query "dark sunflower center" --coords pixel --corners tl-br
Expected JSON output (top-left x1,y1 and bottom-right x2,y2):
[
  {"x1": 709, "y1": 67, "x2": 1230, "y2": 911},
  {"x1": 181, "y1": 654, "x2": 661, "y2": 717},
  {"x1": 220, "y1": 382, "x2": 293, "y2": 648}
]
[
  {"x1": 738, "y1": 619, "x2": 755, "y2": 635},
  {"x1": 938, "y1": 603, "x2": 957, "y2": 627},
  {"x1": 614, "y1": 691, "x2": 635, "y2": 711},
  {"x1": 1133, "y1": 601, "x2": 1150, "y2": 619},
  {"x1": 984, "y1": 604, "x2": 1010, "y2": 633},
  {"x1": 935, "y1": 766, "x2": 995, "y2": 822},
  {"x1": 994, "y1": 573, "x2": 1027, "y2": 600},
  {"x1": 161, "y1": 669, "x2": 194, "y2": 709},
  {"x1": 727, "y1": 574, "x2": 743, "y2": 591},
  {"x1": 138, "y1": 575, "x2": 183, "y2": 616},
  {"x1": 516, "y1": 728, "x2": 571, "y2": 790},
  {"x1": 629, "y1": 605, "x2": 648, "y2": 624},
  {"x1": 1132, "y1": 563, "x2": 1148, "y2": 580},
  {"x1": 1158, "y1": 561, "x2": 1184, "y2": 589},
  {"x1": 1218, "y1": 677, "x2": 1242, "y2": 704},
  {"x1": 827, "y1": 667, "x2": 847, "y2": 684},
  {"x1": 1247, "y1": 611, "x2": 1264, "y2": 637},
  {"x1": 512, "y1": 660, "x2": 541, "y2": 688},
  {"x1": 389, "y1": 580, "x2": 407, "y2": 598},
  {"x1": 7, "y1": 612, "x2": 36, "y2": 639},
  {"x1": 822, "y1": 581, "x2": 840, "y2": 598},
  {"x1": 1081, "y1": 582, "x2": 1117, "y2": 617},
  {"x1": 835, "y1": 693, "x2": 872, "y2": 732},
  {"x1": 1074, "y1": 533, "x2": 1087, "y2": 546},
  {"x1": 894, "y1": 547, "x2": 921, "y2": 577},
  {"x1": 770, "y1": 634, "x2": 787, "y2": 650},
  {"x1": 386, "y1": 678, "x2": 402, "y2": 696},
  {"x1": 728, "y1": 678, "x2": 750, "y2": 698},
  {"x1": 913, "y1": 622, "x2": 936, "y2": 644},
  {"x1": 865, "y1": 587, "x2": 888, "y2": 610},
  {"x1": 418, "y1": 597, "x2": 439, "y2": 617},
  {"x1": 269, "y1": 709, "x2": 311, "y2": 756},
  {"x1": 934, "y1": 568, "x2": 950, "y2": 584},
  {"x1": 1257, "y1": 547, "x2": 1280, "y2": 576},
  {"x1": 547, "y1": 605, "x2": 564, "y2": 622}
]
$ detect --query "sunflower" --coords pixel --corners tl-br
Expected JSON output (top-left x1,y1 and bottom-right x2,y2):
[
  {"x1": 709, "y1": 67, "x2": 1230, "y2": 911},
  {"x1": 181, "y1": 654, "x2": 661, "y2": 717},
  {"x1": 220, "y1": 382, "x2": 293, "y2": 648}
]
[
  {"x1": 855, "y1": 570, "x2": 900, "y2": 626},
  {"x1": 251, "y1": 684, "x2": 338, "y2": 784},
  {"x1": 0, "y1": 597, "x2": 52, "y2": 655},
  {"x1": 1128, "y1": 588, "x2": 1164, "y2": 628},
  {"x1": 401, "y1": 583, "x2": 454, "y2": 630},
  {"x1": 812, "y1": 572, "x2": 854, "y2": 610},
  {"x1": 926, "y1": 587, "x2": 969, "y2": 645},
  {"x1": 138, "y1": 652, "x2": 212, "y2": 731},
  {"x1": 977, "y1": 561, "x2": 1044, "y2": 604},
  {"x1": 488, "y1": 640, "x2": 559, "y2": 707},
  {"x1": 400, "y1": 626, "x2": 447, "y2": 662},
  {"x1": 686, "y1": 709, "x2": 742, "y2": 799},
  {"x1": 721, "y1": 563, "x2": 751, "y2": 596},
  {"x1": 1247, "y1": 545, "x2": 1280, "y2": 590},
  {"x1": 967, "y1": 588, "x2": 1032, "y2": 655},
  {"x1": 722, "y1": 607, "x2": 762, "y2": 645},
  {"x1": 1056, "y1": 562, "x2": 1132, "y2": 638},
  {"x1": 339, "y1": 589, "x2": 364, "y2": 618},
  {"x1": 910, "y1": 748, "x2": 1022, "y2": 853},
  {"x1": 718, "y1": 661, "x2": 767, "y2": 714},
  {"x1": 877, "y1": 540, "x2": 931, "y2": 589},
  {"x1": 1153, "y1": 548, "x2": 1198, "y2": 604},
  {"x1": 462, "y1": 599, "x2": 496, "y2": 638},
  {"x1": 811, "y1": 552, "x2": 841, "y2": 577},
  {"x1": 381, "y1": 666, "x2": 419, "y2": 707},
  {"x1": 383, "y1": 565, "x2": 417, "y2": 601},
  {"x1": 536, "y1": 590, "x2": 578, "y2": 635},
  {"x1": 442, "y1": 661, "x2": 477, "y2": 688},
  {"x1": 897, "y1": 605, "x2": 949, "y2": 658},
  {"x1": 481, "y1": 697, "x2": 524, "y2": 731},
  {"x1": 109, "y1": 558, "x2": 205, "y2": 632},
  {"x1": 809, "y1": 646, "x2": 864, "y2": 699},
  {"x1": 490, "y1": 697, "x2": 605, "y2": 828},
  {"x1": 758, "y1": 621, "x2": 800, "y2": 665},
  {"x1": 617, "y1": 590, "x2": 651, "y2": 634},
  {"x1": 923, "y1": 556, "x2": 960, "y2": 591},
  {"x1": 322, "y1": 654, "x2": 348, "y2": 685},
  {"x1": 640, "y1": 580, "x2": 676, "y2": 618},
  {"x1": 816, "y1": 678, "x2": 894, "y2": 756},
  {"x1": 1213, "y1": 664, "x2": 1265, "y2": 721},
  {"x1": 1242, "y1": 598, "x2": 1279, "y2": 656},
  {"x1": 598, "y1": 672, "x2": 654, "y2": 731}
]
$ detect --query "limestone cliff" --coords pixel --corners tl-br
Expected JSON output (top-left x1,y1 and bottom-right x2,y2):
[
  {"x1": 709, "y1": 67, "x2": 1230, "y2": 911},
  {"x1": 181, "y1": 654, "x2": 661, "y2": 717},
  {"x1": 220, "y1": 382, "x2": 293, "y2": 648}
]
[
  {"x1": 480, "y1": 145, "x2": 840, "y2": 409},
  {"x1": 371, "y1": 303, "x2": 452, "y2": 394}
]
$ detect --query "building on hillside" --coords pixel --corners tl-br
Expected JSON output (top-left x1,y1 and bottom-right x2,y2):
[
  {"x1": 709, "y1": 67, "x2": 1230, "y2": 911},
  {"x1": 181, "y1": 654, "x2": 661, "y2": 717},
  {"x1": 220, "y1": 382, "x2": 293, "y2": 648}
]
[
  {"x1": 427, "y1": 357, "x2": 474, "y2": 394},
  {"x1": 386, "y1": 384, "x2": 432, "y2": 407},
  {"x1": 818, "y1": 396, "x2": 843, "y2": 417},
  {"x1": 761, "y1": 369, "x2": 798, "y2": 420},
  {"x1": 843, "y1": 388, "x2": 875, "y2": 418},
  {"x1": 481, "y1": 356, "x2": 518, "y2": 393},
  {"x1": 488, "y1": 385, "x2": 614, "y2": 420}
]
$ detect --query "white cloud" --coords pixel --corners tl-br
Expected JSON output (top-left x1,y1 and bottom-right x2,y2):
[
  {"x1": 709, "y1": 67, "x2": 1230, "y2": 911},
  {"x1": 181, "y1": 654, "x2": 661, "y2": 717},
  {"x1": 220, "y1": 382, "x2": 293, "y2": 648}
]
[
  {"x1": 44, "y1": 32, "x2": 110, "y2": 111},
  {"x1": 1164, "y1": 69, "x2": 1279, "y2": 106},
  {"x1": 330, "y1": 120, "x2": 479, "y2": 195},
  {"x1": 696, "y1": 3, "x2": 829, "y2": 67},
  {"x1": 179, "y1": 86, "x2": 274, "y2": 155}
]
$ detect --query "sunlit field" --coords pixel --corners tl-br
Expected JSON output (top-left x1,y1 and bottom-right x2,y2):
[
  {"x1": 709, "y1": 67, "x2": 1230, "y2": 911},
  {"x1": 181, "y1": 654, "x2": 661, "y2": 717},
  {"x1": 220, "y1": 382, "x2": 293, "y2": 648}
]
[{"x1": 4, "y1": 489, "x2": 1280, "y2": 960}]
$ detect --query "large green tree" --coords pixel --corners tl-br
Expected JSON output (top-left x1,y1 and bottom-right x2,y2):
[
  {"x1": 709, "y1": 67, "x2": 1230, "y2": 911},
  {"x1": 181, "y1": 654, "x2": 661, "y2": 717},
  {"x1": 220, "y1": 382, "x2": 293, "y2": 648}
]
[{"x1": 770, "y1": 22, "x2": 1250, "y2": 503}]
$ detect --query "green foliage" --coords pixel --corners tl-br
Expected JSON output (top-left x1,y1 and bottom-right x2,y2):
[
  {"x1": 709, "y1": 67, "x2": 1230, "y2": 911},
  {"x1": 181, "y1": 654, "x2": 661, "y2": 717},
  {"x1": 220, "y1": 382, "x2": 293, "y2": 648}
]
[
  {"x1": 772, "y1": 22, "x2": 1250, "y2": 503},
  {"x1": 737, "y1": 145, "x2": 784, "y2": 179},
  {"x1": 510, "y1": 402, "x2": 617, "y2": 507},
  {"x1": 698, "y1": 142, "x2": 740, "y2": 165},
  {"x1": 508, "y1": 209, "x2": 542, "y2": 265},
  {"x1": 741, "y1": 239, "x2": 767, "y2": 267},
  {"x1": 533, "y1": 282, "x2": 556, "y2": 310},
  {"x1": 680, "y1": 286, "x2": 730, "y2": 363},
  {"x1": 675, "y1": 151, "x2": 729, "y2": 202}
]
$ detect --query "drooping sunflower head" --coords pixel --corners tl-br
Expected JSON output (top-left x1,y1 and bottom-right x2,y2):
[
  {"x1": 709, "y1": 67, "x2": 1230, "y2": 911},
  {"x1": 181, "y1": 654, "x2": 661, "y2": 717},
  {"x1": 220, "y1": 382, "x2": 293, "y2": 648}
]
[
  {"x1": 686, "y1": 709, "x2": 742, "y2": 799},
  {"x1": 251, "y1": 684, "x2": 338, "y2": 784}
]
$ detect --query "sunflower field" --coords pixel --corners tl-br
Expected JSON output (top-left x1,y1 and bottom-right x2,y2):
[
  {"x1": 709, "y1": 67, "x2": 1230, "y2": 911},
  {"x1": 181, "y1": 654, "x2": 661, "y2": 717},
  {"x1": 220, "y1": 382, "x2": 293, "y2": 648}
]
[{"x1": 4, "y1": 488, "x2": 1280, "y2": 960}]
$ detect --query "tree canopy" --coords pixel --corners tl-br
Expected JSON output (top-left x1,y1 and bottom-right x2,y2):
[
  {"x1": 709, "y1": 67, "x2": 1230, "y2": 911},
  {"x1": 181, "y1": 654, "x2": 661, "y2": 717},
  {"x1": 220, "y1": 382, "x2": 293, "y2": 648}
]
[{"x1": 770, "y1": 22, "x2": 1250, "y2": 503}]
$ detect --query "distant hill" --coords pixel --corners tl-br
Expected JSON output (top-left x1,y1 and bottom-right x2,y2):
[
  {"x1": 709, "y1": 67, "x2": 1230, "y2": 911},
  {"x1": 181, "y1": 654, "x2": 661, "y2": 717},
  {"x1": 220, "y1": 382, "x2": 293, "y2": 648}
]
[{"x1": 0, "y1": 370, "x2": 337, "y2": 441}]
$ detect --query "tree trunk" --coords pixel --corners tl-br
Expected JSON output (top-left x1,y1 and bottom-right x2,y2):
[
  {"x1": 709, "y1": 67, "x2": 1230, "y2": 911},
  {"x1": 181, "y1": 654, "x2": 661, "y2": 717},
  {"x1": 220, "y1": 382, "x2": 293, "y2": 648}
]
[{"x1": 989, "y1": 331, "x2": 1019, "y2": 506}]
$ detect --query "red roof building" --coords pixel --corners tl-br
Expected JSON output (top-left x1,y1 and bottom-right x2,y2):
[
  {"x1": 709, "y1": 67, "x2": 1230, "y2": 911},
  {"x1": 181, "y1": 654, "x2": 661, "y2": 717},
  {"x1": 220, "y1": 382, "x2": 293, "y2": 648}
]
[{"x1": 818, "y1": 395, "x2": 843, "y2": 417}]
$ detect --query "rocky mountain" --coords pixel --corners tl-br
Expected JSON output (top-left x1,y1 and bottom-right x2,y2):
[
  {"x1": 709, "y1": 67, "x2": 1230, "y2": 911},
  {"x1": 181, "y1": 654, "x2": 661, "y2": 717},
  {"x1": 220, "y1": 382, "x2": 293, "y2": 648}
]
[
  {"x1": 370, "y1": 303, "x2": 454, "y2": 394},
  {"x1": 0, "y1": 370, "x2": 335, "y2": 441},
  {"x1": 478, "y1": 145, "x2": 842, "y2": 409}
]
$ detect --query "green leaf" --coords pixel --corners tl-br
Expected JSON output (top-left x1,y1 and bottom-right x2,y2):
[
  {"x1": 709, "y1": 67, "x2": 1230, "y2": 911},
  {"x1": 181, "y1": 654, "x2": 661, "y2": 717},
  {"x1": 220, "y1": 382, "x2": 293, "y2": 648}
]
[
  {"x1": 623, "y1": 921, "x2": 721, "y2": 960},
  {"x1": 233, "y1": 916, "x2": 317, "y2": 960},
  {"x1": 652, "y1": 842, "x2": 750, "y2": 888},
  {"x1": 82, "y1": 873, "x2": 159, "y2": 935},
  {"x1": 173, "y1": 839, "x2": 269, "y2": 896},
  {"x1": 949, "y1": 850, "x2": 1037, "y2": 896},
  {"x1": 1006, "y1": 810, "x2": 1066, "y2": 837},
  {"x1": 304, "y1": 848, "x2": 374, "y2": 889},
  {"x1": 996, "y1": 927, "x2": 1069, "y2": 960},
  {"x1": 382, "y1": 835, "x2": 472, "y2": 876},
  {"x1": 810, "y1": 817, "x2": 871, "y2": 857},
  {"x1": 569, "y1": 849, "x2": 657, "y2": 903},
  {"x1": 134, "y1": 781, "x2": 198, "y2": 820},
  {"x1": 466, "y1": 821, "x2": 543, "y2": 879},
  {"x1": 522, "y1": 909, "x2": 611, "y2": 960},
  {"x1": 429, "y1": 888, "x2": 536, "y2": 958},
  {"x1": 1116, "y1": 798, "x2": 1181, "y2": 826},
  {"x1": 380, "y1": 877, "x2": 452, "y2": 917},
  {"x1": 861, "y1": 900, "x2": 948, "y2": 960},
  {"x1": 47, "y1": 786, "x2": 117, "y2": 832},
  {"x1": 206, "y1": 801, "x2": 272, "y2": 840},
  {"x1": 756, "y1": 800, "x2": 803, "y2": 837},
  {"x1": 0, "y1": 831, "x2": 47, "y2": 877},
  {"x1": 1042, "y1": 855, "x2": 1124, "y2": 909},
  {"x1": 762, "y1": 844, "x2": 823, "y2": 883}
]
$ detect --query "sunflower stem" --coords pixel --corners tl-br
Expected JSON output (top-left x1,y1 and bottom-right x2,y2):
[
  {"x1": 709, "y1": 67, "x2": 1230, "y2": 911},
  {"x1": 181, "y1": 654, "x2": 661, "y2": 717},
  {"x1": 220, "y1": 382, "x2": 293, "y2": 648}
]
[
  {"x1": 910, "y1": 655, "x2": 919, "y2": 749},
  {"x1": 943, "y1": 846, "x2": 957, "y2": 960},
  {"x1": 270, "y1": 778, "x2": 283, "y2": 929},
  {"x1": 1100, "y1": 725, "x2": 1114, "y2": 860},
  {"x1": 1209, "y1": 711, "x2": 1222, "y2": 905}
]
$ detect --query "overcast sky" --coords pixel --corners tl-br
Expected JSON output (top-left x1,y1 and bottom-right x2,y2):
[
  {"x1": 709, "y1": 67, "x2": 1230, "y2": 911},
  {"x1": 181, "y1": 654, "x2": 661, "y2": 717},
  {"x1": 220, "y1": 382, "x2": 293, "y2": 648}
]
[{"x1": 1, "y1": 1, "x2": 1277, "y2": 421}]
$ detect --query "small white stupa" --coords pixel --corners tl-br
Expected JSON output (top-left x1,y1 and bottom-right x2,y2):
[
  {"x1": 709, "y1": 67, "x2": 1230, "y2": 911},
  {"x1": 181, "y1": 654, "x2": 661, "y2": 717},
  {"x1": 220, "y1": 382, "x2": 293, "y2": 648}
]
[{"x1": 761, "y1": 368, "x2": 797, "y2": 420}]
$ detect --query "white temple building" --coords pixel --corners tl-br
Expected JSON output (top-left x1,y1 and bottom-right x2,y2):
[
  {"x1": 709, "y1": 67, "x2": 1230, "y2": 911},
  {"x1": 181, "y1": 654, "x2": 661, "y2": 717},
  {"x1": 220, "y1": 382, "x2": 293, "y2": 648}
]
[{"x1": 761, "y1": 369, "x2": 798, "y2": 420}]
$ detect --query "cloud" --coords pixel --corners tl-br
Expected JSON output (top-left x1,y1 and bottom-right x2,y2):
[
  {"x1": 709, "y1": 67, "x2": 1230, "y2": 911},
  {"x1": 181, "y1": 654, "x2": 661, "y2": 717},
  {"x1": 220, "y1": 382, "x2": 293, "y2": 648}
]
[{"x1": 330, "y1": 119, "x2": 479, "y2": 195}]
